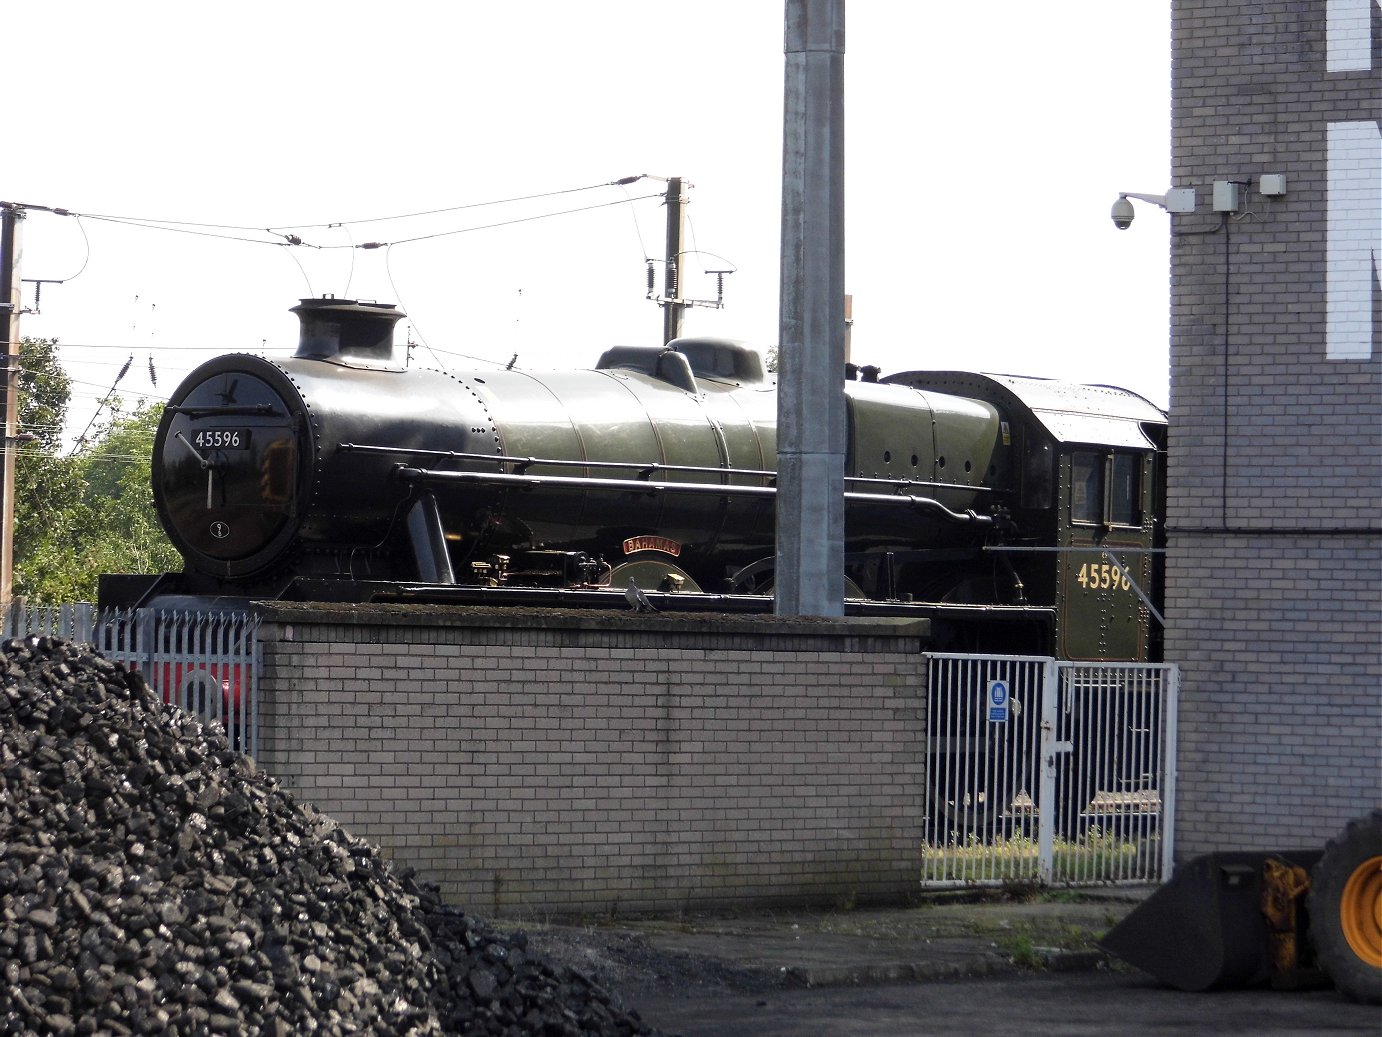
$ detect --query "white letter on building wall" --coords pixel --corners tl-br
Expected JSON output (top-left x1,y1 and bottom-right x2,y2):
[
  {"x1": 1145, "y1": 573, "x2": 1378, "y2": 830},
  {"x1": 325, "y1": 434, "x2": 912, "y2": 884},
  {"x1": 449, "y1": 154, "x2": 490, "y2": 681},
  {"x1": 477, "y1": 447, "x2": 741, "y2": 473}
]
[
  {"x1": 1325, "y1": 1, "x2": 1380, "y2": 361},
  {"x1": 1326, "y1": 123, "x2": 1380, "y2": 361},
  {"x1": 1326, "y1": 0, "x2": 1377, "y2": 72}
]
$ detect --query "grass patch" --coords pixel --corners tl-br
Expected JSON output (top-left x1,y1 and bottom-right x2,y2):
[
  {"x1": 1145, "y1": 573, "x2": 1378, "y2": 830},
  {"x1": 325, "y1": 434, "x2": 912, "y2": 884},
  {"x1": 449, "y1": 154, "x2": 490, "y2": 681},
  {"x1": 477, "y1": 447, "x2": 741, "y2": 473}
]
[
  {"x1": 999, "y1": 934, "x2": 1043, "y2": 969},
  {"x1": 996, "y1": 924, "x2": 1103, "y2": 969},
  {"x1": 921, "y1": 827, "x2": 1156, "y2": 885}
]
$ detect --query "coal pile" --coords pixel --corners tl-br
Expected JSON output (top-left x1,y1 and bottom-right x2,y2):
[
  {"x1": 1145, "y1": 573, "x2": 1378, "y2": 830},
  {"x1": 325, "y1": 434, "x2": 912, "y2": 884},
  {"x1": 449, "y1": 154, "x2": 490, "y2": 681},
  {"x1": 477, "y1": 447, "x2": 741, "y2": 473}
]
[{"x1": 0, "y1": 636, "x2": 661, "y2": 1036}]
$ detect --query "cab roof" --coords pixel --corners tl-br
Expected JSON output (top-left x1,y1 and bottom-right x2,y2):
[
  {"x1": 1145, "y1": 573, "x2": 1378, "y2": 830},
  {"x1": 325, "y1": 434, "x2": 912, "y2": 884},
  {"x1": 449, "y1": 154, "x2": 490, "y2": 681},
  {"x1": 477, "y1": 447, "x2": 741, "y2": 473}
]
[{"x1": 882, "y1": 371, "x2": 1166, "y2": 450}]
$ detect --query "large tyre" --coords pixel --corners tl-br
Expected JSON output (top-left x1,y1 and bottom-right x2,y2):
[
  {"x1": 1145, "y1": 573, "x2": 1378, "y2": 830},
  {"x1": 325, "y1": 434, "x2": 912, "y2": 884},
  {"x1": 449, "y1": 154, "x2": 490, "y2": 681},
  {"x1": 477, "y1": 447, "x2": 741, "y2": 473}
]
[{"x1": 1309, "y1": 810, "x2": 1382, "y2": 1004}]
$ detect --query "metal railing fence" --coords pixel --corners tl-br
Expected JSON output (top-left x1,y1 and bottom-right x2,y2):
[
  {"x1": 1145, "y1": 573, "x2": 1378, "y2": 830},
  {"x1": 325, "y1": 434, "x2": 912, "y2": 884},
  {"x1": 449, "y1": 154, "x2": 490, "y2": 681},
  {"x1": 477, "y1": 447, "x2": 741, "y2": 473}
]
[{"x1": 2, "y1": 601, "x2": 260, "y2": 756}]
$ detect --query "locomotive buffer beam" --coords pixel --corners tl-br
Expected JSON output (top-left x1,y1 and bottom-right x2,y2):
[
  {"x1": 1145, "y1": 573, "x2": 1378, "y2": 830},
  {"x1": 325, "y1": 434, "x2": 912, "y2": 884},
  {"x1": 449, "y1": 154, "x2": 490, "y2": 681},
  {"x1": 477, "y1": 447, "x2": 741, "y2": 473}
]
[{"x1": 391, "y1": 465, "x2": 998, "y2": 527}]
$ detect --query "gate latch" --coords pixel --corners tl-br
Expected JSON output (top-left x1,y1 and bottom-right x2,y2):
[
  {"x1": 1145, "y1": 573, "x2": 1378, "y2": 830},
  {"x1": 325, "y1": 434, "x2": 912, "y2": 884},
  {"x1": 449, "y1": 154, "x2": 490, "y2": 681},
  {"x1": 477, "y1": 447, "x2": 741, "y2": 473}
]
[{"x1": 1041, "y1": 719, "x2": 1073, "y2": 758}]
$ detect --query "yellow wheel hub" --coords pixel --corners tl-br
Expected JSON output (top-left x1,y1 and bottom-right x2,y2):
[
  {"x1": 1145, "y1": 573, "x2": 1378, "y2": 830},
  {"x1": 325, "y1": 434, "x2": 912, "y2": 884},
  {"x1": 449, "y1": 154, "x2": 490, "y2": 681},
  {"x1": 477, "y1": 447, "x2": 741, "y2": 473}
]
[{"x1": 1339, "y1": 854, "x2": 1382, "y2": 967}]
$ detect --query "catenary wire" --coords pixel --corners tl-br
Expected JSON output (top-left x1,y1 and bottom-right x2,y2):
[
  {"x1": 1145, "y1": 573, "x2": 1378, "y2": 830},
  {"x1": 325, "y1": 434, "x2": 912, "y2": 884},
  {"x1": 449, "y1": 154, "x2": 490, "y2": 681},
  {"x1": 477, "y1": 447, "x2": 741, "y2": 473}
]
[{"x1": 268, "y1": 178, "x2": 638, "y2": 230}]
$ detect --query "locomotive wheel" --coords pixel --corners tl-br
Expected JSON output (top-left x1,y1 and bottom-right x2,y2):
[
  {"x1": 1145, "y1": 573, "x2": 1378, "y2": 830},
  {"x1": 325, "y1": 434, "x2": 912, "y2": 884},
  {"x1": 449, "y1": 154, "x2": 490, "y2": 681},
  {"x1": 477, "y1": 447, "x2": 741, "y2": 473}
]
[
  {"x1": 608, "y1": 555, "x2": 702, "y2": 594},
  {"x1": 727, "y1": 559, "x2": 864, "y2": 598},
  {"x1": 1308, "y1": 810, "x2": 1382, "y2": 1004}
]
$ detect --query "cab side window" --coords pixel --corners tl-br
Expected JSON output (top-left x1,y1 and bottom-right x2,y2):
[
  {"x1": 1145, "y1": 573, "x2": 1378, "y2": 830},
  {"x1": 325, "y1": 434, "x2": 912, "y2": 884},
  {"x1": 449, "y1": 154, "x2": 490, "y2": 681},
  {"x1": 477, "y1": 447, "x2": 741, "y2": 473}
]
[
  {"x1": 1072, "y1": 451, "x2": 1103, "y2": 524},
  {"x1": 1072, "y1": 451, "x2": 1143, "y2": 527},
  {"x1": 1109, "y1": 454, "x2": 1141, "y2": 526}
]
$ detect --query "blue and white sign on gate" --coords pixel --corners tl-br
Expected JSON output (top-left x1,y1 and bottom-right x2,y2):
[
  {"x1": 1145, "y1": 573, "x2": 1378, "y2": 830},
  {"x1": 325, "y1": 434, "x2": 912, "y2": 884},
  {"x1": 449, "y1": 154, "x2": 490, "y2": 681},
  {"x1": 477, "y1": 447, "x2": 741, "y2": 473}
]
[{"x1": 987, "y1": 679, "x2": 1010, "y2": 723}]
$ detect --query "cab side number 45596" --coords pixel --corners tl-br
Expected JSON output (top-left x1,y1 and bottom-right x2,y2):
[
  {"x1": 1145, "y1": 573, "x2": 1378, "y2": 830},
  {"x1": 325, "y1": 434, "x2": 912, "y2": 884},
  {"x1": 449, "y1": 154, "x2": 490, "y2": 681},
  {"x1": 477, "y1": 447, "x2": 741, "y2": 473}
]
[{"x1": 1077, "y1": 561, "x2": 1131, "y2": 592}]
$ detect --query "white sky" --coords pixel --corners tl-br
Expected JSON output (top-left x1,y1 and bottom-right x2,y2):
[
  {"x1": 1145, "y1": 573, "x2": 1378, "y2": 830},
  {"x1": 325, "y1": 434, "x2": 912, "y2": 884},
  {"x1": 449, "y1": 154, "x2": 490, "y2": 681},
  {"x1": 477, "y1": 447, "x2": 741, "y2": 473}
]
[{"x1": 9, "y1": 1, "x2": 1173, "y2": 444}]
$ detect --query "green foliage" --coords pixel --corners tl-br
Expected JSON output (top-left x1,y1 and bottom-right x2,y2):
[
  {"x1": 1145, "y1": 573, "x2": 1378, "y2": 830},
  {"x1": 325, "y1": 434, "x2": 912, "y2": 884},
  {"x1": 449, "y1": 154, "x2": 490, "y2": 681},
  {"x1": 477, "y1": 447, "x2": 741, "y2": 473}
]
[
  {"x1": 12, "y1": 339, "x2": 180, "y2": 604},
  {"x1": 920, "y1": 827, "x2": 1148, "y2": 886},
  {"x1": 16, "y1": 336, "x2": 71, "y2": 452},
  {"x1": 998, "y1": 933, "x2": 1043, "y2": 969}
]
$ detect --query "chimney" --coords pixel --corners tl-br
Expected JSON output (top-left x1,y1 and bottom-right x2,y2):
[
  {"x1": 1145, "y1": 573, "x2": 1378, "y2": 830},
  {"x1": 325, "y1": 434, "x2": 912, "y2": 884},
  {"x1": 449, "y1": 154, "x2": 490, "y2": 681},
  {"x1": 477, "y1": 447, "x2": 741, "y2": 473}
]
[{"x1": 291, "y1": 297, "x2": 406, "y2": 365}]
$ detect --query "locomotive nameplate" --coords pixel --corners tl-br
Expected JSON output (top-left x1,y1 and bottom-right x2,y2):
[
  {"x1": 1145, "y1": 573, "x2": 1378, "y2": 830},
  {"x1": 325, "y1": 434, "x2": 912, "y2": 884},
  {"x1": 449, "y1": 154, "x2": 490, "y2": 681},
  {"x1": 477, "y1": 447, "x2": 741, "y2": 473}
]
[
  {"x1": 192, "y1": 428, "x2": 252, "y2": 450},
  {"x1": 623, "y1": 535, "x2": 681, "y2": 557}
]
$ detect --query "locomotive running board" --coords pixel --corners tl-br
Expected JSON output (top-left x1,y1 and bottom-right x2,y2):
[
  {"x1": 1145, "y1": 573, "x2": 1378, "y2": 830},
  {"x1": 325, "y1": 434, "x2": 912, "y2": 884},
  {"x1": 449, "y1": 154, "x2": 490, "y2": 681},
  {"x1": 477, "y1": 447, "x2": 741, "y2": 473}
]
[{"x1": 283, "y1": 577, "x2": 1044, "y2": 624}]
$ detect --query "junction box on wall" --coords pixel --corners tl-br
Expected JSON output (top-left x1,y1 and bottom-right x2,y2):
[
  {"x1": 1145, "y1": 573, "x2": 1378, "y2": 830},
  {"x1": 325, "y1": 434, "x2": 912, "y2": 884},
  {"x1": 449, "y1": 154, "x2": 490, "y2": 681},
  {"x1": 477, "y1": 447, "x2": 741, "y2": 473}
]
[{"x1": 1213, "y1": 180, "x2": 1242, "y2": 212}]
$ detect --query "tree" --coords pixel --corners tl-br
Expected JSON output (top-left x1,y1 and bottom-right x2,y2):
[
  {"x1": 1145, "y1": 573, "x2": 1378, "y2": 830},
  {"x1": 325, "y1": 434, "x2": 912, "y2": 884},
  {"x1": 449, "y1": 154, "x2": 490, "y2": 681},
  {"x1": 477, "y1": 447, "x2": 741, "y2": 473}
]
[
  {"x1": 12, "y1": 337, "x2": 84, "y2": 602},
  {"x1": 71, "y1": 401, "x2": 181, "y2": 587},
  {"x1": 16, "y1": 336, "x2": 70, "y2": 452},
  {"x1": 12, "y1": 338, "x2": 180, "y2": 604}
]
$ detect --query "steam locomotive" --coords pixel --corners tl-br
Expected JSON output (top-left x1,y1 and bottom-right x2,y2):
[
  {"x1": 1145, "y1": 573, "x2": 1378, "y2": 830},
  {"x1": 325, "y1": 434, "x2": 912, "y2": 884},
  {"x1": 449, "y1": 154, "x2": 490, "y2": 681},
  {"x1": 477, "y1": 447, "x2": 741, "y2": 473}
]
[{"x1": 106, "y1": 297, "x2": 1167, "y2": 661}]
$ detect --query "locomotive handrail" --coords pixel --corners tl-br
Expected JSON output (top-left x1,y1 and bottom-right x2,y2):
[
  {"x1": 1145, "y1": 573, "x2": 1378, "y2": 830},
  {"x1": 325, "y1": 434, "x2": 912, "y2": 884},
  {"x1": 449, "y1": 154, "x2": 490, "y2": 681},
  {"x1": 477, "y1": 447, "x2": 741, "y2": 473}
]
[
  {"x1": 983, "y1": 546, "x2": 1168, "y2": 553},
  {"x1": 392, "y1": 465, "x2": 996, "y2": 526},
  {"x1": 341, "y1": 442, "x2": 999, "y2": 496},
  {"x1": 173, "y1": 431, "x2": 216, "y2": 470},
  {"x1": 845, "y1": 494, "x2": 996, "y2": 525},
  {"x1": 166, "y1": 404, "x2": 280, "y2": 417},
  {"x1": 341, "y1": 443, "x2": 777, "y2": 482},
  {"x1": 868, "y1": 477, "x2": 1001, "y2": 496}
]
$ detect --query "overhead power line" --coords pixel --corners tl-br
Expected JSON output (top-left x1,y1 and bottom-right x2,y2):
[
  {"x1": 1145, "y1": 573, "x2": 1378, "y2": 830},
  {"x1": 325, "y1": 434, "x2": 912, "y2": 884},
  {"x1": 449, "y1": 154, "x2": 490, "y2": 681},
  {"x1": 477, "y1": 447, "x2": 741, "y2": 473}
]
[
  {"x1": 10, "y1": 176, "x2": 660, "y2": 252},
  {"x1": 359, "y1": 192, "x2": 663, "y2": 249},
  {"x1": 270, "y1": 177, "x2": 648, "y2": 230}
]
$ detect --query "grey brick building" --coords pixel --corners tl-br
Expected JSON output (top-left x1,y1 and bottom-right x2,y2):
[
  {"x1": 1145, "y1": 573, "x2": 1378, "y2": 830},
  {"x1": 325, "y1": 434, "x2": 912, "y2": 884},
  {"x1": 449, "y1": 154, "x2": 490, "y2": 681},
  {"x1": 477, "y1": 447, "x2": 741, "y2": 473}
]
[{"x1": 1164, "y1": 0, "x2": 1380, "y2": 855}]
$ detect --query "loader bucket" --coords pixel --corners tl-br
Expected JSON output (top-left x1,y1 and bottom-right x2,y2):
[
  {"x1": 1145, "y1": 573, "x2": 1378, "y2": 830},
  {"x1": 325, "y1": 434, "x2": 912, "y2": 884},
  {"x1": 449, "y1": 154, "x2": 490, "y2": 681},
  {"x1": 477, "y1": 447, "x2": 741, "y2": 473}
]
[{"x1": 1100, "y1": 850, "x2": 1323, "y2": 991}]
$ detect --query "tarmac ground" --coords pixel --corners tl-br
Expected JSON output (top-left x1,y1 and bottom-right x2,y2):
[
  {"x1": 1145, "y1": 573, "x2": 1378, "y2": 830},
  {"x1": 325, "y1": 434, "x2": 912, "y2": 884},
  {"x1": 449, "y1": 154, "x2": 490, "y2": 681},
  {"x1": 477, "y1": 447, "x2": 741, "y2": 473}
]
[
  {"x1": 632, "y1": 969, "x2": 1376, "y2": 1037},
  {"x1": 514, "y1": 888, "x2": 1380, "y2": 1037}
]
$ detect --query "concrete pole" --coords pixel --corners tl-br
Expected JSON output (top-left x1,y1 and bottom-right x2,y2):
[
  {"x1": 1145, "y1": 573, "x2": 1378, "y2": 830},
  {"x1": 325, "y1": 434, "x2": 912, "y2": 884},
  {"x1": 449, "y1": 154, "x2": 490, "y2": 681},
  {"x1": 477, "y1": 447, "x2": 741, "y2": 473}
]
[
  {"x1": 662, "y1": 177, "x2": 688, "y2": 345},
  {"x1": 0, "y1": 205, "x2": 23, "y2": 607},
  {"x1": 776, "y1": 0, "x2": 846, "y2": 617}
]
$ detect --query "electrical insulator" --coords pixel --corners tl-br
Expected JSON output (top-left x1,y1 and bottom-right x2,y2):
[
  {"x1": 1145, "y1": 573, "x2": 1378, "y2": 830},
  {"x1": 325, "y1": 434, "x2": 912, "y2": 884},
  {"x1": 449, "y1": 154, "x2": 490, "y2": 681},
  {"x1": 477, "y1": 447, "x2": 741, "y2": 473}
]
[
  {"x1": 666, "y1": 259, "x2": 678, "y2": 300},
  {"x1": 645, "y1": 261, "x2": 655, "y2": 298}
]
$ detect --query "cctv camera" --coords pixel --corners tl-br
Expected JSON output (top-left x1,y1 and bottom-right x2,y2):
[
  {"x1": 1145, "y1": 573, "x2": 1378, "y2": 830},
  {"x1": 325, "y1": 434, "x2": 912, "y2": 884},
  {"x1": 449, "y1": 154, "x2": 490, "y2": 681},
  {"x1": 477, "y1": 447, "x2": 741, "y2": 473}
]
[{"x1": 1111, "y1": 196, "x2": 1135, "y2": 230}]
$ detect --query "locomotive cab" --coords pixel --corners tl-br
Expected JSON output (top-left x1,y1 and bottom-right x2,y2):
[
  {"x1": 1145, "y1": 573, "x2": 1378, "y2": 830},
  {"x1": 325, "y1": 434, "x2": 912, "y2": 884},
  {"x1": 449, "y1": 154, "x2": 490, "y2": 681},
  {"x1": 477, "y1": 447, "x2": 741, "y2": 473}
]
[
  {"x1": 884, "y1": 371, "x2": 1166, "y2": 662},
  {"x1": 1058, "y1": 440, "x2": 1163, "y2": 660}
]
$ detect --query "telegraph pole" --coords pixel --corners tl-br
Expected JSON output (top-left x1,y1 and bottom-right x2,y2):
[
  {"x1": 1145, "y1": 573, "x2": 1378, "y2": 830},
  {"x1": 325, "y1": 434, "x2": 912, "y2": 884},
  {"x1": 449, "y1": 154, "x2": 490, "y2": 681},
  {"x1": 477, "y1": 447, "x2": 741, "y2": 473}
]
[
  {"x1": 776, "y1": 0, "x2": 846, "y2": 617},
  {"x1": 662, "y1": 177, "x2": 689, "y2": 345},
  {"x1": 0, "y1": 203, "x2": 23, "y2": 606}
]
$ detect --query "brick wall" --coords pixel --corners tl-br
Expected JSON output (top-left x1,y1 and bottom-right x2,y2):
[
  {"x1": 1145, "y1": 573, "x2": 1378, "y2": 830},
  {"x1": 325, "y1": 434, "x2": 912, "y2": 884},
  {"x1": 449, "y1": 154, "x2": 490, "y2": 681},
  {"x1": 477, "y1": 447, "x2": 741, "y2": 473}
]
[
  {"x1": 1167, "y1": 0, "x2": 1381, "y2": 855},
  {"x1": 254, "y1": 603, "x2": 928, "y2": 918}
]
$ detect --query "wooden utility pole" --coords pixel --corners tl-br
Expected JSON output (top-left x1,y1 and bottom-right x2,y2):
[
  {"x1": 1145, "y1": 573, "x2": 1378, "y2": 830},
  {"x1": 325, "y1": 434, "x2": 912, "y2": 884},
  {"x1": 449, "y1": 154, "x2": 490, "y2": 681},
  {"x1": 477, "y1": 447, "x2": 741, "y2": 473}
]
[
  {"x1": 776, "y1": 0, "x2": 846, "y2": 617},
  {"x1": 0, "y1": 203, "x2": 23, "y2": 606},
  {"x1": 662, "y1": 177, "x2": 689, "y2": 345}
]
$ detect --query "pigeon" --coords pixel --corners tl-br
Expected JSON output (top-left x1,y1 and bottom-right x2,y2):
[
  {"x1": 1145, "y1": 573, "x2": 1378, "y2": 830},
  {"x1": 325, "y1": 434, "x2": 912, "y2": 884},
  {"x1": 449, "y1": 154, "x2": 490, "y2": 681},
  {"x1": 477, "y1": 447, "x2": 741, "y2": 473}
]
[{"x1": 625, "y1": 578, "x2": 658, "y2": 613}]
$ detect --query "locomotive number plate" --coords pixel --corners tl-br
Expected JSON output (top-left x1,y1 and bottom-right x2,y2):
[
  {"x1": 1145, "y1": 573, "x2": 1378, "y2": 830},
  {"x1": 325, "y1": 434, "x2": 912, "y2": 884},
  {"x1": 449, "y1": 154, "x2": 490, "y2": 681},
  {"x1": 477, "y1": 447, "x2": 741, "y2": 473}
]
[{"x1": 192, "y1": 428, "x2": 252, "y2": 450}]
